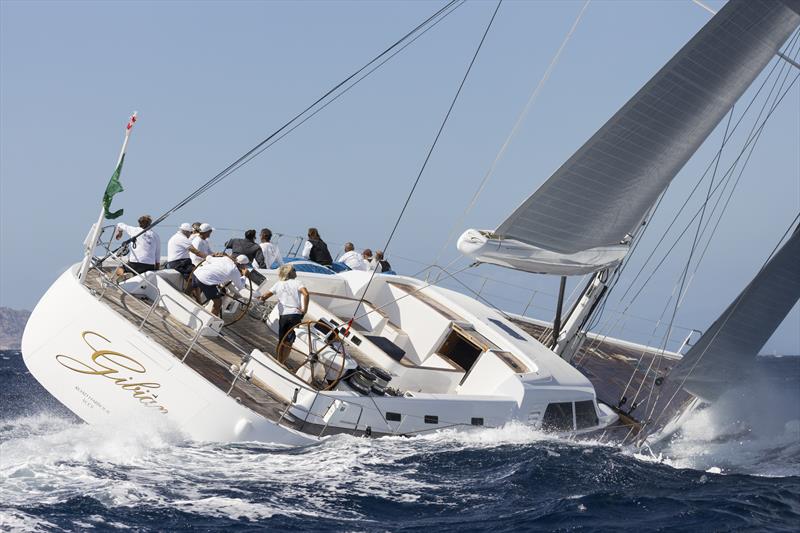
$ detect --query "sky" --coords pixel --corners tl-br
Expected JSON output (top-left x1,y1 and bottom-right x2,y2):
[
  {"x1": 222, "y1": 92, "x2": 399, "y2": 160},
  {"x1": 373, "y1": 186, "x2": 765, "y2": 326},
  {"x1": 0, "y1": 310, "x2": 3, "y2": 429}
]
[{"x1": 1, "y1": 0, "x2": 798, "y2": 354}]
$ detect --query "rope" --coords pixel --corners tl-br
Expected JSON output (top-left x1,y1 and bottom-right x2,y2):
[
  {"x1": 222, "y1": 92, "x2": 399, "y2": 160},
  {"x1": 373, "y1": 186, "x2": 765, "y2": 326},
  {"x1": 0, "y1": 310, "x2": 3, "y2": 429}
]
[
  {"x1": 429, "y1": 0, "x2": 592, "y2": 271},
  {"x1": 347, "y1": 0, "x2": 503, "y2": 325}
]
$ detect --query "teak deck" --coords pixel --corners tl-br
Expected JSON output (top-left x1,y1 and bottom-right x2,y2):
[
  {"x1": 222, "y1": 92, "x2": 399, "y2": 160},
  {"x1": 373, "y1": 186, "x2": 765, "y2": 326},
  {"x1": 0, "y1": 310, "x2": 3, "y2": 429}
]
[
  {"x1": 85, "y1": 269, "x2": 689, "y2": 441},
  {"x1": 85, "y1": 270, "x2": 295, "y2": 427}
]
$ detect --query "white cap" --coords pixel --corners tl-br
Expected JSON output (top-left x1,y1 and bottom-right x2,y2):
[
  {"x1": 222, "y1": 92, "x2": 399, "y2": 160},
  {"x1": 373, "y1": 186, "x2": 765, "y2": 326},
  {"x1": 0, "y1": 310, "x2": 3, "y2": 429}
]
[
  {"x1": 236, "y1": 254, "x2": 249, "y2": 265},
  {"x1": 179, "y1": 223, "x2": 192, "y2": 232},
  {"x1": 199, "y1": 223, "x2": 213, "y2": 233}
]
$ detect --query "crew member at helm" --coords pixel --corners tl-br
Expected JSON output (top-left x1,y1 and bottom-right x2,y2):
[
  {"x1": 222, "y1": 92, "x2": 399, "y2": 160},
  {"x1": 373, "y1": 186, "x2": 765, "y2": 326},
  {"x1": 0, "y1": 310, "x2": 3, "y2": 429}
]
[
  {"x1": 259, "y1": 264, "x2": 309, "y2": 362},
  {"x1": 192, "y1": 254, "x2": 249, "y2": 317},
  {"x1": 113, "y1": 214, "x2": 161, "y2": 280}
]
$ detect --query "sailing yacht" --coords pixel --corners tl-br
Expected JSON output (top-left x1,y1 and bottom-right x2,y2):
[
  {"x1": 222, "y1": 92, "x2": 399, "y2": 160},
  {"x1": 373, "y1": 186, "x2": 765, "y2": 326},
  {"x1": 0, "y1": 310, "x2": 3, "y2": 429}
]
[{"x1": 21, "y1": 0, "x2": 800, "y2": 445}]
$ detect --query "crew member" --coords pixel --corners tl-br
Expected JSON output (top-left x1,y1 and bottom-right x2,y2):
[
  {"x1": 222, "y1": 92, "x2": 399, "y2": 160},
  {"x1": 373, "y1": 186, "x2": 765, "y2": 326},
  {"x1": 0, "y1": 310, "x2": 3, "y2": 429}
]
[
  {"x1": 259, "y1": 228, "x2": 284, "y2": 269},
  {"x1": 259, "y1": 264, "x2": 309, "y2": 362},
  {"x1": 191, "y1": 223, "x2": 214, "y2": 265},
  {"x1": 338, "y1": 242, "x2": 367, "y2": 271},
  {"x1": 192, "y1": 254, "x2": 249, "y2": 317},
  {"x1": 114, "y1": 215, "x2": 161, "y2": 280},
  {"x1": 300, "y1": 227, "x2": 333, "y2": 267},
  {"x1": 167, "y1": 223, "x2": 205, "y2": 279},
  {"x1": 361, "y1": 248, "x2": 374, "y2": 271},
  {"x1": 225, "y1": 229, "x2": 266, "y2": 267},
  {"x1": 375, "y1": 250, "x2": 391, "y2": 273}
]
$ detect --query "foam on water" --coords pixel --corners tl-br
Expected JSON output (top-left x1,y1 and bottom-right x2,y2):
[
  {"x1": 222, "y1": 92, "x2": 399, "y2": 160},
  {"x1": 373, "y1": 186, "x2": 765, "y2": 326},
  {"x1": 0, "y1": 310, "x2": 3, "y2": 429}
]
[
  {"x1": 652, "y1": 364, "x2": 800, "y2": 477},
  {"x1": 2, "y1": 352, "x2": 799, "y2": 531}
]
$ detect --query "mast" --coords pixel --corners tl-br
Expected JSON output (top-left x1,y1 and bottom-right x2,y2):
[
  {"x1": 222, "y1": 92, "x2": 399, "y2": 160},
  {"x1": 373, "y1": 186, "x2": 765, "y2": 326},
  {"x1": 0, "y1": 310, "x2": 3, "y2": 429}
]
[
  {"x1": 78, "y1": 113, "x2": 138, "y2": 283},
  {"x1": 551, "y1": 276, "x2": 567, "y2": 349}
]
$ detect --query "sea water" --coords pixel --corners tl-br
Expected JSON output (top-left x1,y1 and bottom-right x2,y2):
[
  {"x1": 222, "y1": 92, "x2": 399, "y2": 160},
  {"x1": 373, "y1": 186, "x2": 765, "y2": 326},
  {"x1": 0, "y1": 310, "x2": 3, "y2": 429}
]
[{"x1": 1, "y1": 351, "x2": 798, "y2": 532}]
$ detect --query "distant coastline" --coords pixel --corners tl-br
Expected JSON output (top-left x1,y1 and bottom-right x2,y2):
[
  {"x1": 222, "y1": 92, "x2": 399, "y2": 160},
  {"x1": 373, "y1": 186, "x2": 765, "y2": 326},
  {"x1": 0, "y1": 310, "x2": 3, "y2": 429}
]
[{"x1": 0, "y1": 307, "x2": 31, "y2": 350}]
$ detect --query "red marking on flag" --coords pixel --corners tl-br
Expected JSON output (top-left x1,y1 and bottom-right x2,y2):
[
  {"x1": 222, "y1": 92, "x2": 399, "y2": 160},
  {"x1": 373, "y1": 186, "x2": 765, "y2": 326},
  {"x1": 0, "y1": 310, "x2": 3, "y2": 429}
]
[{"x1": 127, "y1": 115, "x2": 137, "y2": 130}]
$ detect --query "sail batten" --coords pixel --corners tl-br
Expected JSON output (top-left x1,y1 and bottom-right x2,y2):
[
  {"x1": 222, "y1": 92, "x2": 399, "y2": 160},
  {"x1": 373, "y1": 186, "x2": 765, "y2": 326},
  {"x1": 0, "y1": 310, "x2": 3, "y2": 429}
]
[{"x1": 495, "y1": 0, "x2": 800, "y2": 257}]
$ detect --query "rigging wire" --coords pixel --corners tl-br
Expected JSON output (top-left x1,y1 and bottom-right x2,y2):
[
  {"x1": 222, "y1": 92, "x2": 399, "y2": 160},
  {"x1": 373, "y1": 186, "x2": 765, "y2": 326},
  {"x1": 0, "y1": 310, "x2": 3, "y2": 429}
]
[
  {"x1": 639, "y1": 213, "x2": 800, "y2": 444},
  {"x1": 565, "y1": 28, "x2": 800, "y2": 370},
  {"x1": 345, "y1": 0, "x2": 504, "y2": 327},
  {"x1": 622, "y1": 65, "x2": 800, "y2": 311},
  {"x1": 634, "y1": 107, "x2": 735, "y2": 419},
  {"x1": 636, "y1": 43, "x2": 800, "y2": 424},
  {"x1": 617, "y1": 28, "x2": 800, "y2": 304},
  {"x1": 574, "y1": 32, "x2": 800, "y2": 412},
  {"x1": 100, "y1": 0, "x2": 464, "y2": 260},
  {"x1": 618, "y1": 45, "x2": 800, "y2": 426},
  {"x1": 428, "y1": 0, "x2": 592, "y2": 273}
]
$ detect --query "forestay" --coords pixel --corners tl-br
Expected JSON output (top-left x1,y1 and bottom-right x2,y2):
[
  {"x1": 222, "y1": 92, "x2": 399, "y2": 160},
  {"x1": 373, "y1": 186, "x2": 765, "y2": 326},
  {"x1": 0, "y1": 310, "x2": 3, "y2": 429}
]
[
  {"x1": 495, "y1": 0, "x2": 800, "y2": 257},
  {"x1": 667, "y1": 225, "x2": 800, "y2": 402}
]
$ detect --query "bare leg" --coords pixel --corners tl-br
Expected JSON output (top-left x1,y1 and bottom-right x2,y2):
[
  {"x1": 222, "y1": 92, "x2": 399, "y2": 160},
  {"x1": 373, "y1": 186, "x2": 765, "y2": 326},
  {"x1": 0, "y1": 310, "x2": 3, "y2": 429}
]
[{"x1": 211, "y1": 297, "x2": 222, "y2": 317}]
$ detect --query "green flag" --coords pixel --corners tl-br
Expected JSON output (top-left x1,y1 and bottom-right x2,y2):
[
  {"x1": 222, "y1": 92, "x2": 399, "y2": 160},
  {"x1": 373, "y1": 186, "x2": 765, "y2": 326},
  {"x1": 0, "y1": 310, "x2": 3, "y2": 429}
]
[{"x1": 102, "y1": 154, "x2": 125, "y2": 220}]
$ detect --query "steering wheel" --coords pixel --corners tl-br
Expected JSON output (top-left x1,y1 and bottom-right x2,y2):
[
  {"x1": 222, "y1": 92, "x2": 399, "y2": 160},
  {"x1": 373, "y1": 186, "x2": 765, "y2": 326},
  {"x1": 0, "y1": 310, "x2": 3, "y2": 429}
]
[
  {"x1": 187, "y1": 257, "x2": 254, "y2": 327},
  {"x1": 277, "y1": 320, "x2": 348, "y2": 391}
]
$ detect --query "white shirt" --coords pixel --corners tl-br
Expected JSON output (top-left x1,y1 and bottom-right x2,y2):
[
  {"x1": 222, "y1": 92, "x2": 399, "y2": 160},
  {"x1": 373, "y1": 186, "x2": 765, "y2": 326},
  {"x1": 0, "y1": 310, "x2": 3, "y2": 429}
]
[
  {"x1": 269, "y1": 279, "x2": 305, "y2": 316},
  {"x1": 339, "y1": 250, "x2": 368, "y2": 271},
  {"x1": 167, "y1": 231, "x2": 193, "y2": 262},
  {"x1": 117, "y1": 223, "x2": 161, "y2": 265},
  {"x1": 301, "y1": 240, "x2": 312, "y2": 259},
  {"x1": 190, "y1": 235, "x2": 212, "y2": 265},
  {"x1": 259, "y1": 242, "x2": 284, "y2": 269},
  {"x1": 193, "y1": 256, "x2": 245, "y2": 290}
]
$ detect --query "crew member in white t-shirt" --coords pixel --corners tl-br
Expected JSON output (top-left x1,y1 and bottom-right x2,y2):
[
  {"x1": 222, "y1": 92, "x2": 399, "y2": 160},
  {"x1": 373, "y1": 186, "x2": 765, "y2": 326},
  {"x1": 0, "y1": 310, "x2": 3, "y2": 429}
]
[
  {"x1": 258, "y1": 264, "x2": 309, "y2": 361},
  {"x1": 167, "y1": 222, "x2": 206, "y2": 279},
  {"x1": 259, "y1": 228, "x2": 284, "y2": 269},
  {"x1": 114, "y1": 214, "x2": 161, "y2": 280},
  {"x1": 192, "y1": 254, "x2": 249, "y2": 317},
  {"x1": 338, "y1": 242, "x2": 368, "y2": 271},
  {"x1": 190, "y1": 223, "x2": 214, "y2": 265}
]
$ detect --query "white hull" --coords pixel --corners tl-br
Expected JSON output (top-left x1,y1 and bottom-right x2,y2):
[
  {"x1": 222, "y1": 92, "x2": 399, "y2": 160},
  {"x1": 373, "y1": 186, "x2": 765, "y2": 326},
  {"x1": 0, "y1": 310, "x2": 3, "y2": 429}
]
[
  {"x1": 21, "y1": 264, "x2": 618, "y2": 445},
  {"x1": 22, "y1": 267, "x2": 314, "y2": 445}
]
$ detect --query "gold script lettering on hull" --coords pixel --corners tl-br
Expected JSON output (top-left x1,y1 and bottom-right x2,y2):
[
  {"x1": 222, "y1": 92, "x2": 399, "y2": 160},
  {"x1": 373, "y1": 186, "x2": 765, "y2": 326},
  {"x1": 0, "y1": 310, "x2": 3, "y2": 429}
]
[{"x1": 55, "y1": 331, "x2": 169, "y2": 414}]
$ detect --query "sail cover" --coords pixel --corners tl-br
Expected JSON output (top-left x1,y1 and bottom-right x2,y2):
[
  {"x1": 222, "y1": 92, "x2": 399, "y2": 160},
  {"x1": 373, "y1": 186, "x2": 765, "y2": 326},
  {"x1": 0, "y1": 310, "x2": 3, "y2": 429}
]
[
  {"x1": 668, "y1": 225, "x2": 800, "y2": 402},
  {"x1": 496, "y1": 0, "x2": 800, "y2": 255}
]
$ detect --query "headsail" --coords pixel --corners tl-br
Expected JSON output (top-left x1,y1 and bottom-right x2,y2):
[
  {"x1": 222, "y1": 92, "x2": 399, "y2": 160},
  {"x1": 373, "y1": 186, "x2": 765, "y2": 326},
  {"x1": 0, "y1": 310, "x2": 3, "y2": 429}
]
[
  {"x1": 666, "y1": 223, "x2": 800, "y2": 402},
  {"x1": 460, "y1": 0, "x2": 800, "y2": 275}
]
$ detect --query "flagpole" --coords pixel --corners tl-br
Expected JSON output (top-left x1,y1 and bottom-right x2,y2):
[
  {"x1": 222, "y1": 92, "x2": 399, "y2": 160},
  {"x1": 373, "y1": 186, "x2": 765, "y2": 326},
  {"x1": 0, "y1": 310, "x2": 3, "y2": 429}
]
[{"x1": 78, "y1": 112, "x2": 138, "y2": 283}]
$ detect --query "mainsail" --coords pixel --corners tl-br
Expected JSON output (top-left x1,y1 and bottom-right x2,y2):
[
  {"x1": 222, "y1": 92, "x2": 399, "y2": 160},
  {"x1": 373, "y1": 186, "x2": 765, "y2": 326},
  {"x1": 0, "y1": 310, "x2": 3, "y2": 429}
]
[
  {"x1": 666, "y1": 224, "x2": 800, "y2": 402},
  {"x1": 461, "y1": 0, "x2": 800, "y2": 275}
]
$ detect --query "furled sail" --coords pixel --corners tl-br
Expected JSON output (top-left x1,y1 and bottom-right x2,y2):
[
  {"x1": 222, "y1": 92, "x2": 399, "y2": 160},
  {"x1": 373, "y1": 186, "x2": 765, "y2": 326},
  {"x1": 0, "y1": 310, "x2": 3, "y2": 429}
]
[
  {"x1": 460, "y1": 0, "x2": 800, "y2": 275},
  {"x1": 667, "y1": 224, "x2": 800, "y2": 402}
]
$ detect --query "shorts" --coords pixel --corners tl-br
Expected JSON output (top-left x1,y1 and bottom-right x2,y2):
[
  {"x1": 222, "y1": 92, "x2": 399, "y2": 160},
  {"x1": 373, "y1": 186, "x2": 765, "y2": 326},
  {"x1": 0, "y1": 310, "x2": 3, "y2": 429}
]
[
  {"x1": 192, "y1": 275, "x2": 222, "y2": 300},
  {"x1": 167, "y1": 258, "x2": 194, "y2": 278},
  {"x1": 126, "y1": 262, "x2": 157, "y2": 274},
  {"x1": 278, "y1": 313, "x2": 304, "y2": 345}
]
